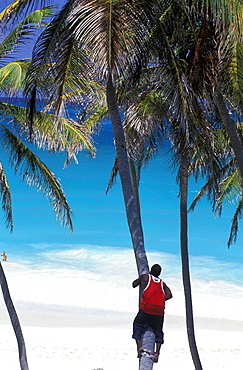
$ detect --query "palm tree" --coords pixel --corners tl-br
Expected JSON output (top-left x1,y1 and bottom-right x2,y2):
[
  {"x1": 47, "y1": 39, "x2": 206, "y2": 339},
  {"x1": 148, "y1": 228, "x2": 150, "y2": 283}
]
[
  {"x1": 124, "y1": 2, "x2": 243, "y2": 369},
  {"x1": 124, "y1": 94, "x2": 212, "y2": 370},
  {"x1": 24, "y1": 1, "x2": 163, "y2": 368},
  {"x1": 122, "y1": 2, "x2": 227, "y2": 369},
  {"x1": 159, "y1": 3, "x2": 243, "y2": 366}
]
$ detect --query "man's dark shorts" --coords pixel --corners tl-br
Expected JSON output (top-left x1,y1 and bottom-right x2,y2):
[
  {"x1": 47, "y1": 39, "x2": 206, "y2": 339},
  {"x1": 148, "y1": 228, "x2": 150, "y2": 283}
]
[{"x1": 132, "y1": 309, "x2": 164, "y2": 343}]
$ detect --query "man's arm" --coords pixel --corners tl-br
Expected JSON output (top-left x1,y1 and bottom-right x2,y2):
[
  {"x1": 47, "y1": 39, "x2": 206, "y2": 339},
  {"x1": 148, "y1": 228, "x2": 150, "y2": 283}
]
[
  {"x1": 132, "y1": 276, "x2": 141, "y2": 288},
  {"x1": 132, "y1": 274, "x2": 148, "y2": 289},
  {"x1": 163, "y1": 282, "x2": 173, "y2": 300}
]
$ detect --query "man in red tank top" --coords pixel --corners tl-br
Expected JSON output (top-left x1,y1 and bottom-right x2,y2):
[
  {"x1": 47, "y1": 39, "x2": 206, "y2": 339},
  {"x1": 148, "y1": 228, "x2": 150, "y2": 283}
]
[{"x1": 132, "y1": 264, "x2": 172, "y2": 363}]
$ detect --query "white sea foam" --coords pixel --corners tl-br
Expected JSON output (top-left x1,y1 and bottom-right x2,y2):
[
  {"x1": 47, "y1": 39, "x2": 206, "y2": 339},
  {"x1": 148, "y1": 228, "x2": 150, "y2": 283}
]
[{"x1": 1, "y1": 244, "x2": 242, "y2": 323}]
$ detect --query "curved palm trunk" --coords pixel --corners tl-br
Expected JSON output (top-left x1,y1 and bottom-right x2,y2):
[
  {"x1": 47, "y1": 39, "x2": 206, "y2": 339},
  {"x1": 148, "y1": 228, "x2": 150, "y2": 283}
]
[
  {"x1": 106, "y1": 74, "x2": 154, "y2": 369},
  {"x1": 214, "y1": 87, "x2": 243, "y2": 182},
  {"x1": 180, "y1": 156, "x2": 203, "y2": 370},
  {"x1": 0, "y1": 263, "x2": 29, "y2": 370},
  {"x1": 106, "y1": 74, "x2": 148, "y2": 274}
]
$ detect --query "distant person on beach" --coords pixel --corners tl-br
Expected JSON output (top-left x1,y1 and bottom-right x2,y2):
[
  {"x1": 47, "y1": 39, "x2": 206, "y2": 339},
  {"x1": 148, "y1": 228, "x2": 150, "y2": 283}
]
[
  {"x1": 132, "y1": 263, "x2": 172, "y2": 363},
  {"x1": 1, "y1": 251, "x2": 7, "y2": 261}
]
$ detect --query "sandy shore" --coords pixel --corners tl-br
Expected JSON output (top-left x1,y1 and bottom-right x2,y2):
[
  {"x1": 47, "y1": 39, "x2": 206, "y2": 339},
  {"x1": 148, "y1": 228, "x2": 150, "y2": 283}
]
[
  {"x1": 0, "y1": 261, "x2": 242, "y2": 369},
  {"x1": 0, "y1": 302, "x2": 242, "y2": 370}
]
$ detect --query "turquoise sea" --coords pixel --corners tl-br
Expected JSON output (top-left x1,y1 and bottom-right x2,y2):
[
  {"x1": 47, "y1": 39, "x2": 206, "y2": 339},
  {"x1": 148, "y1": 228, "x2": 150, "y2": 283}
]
[
  {"x1": 0, "y1": 116, "x2": 242, "y2": 271},
  {"x1": 0, "y1": 101, "x2": 243, "y2": 323}
]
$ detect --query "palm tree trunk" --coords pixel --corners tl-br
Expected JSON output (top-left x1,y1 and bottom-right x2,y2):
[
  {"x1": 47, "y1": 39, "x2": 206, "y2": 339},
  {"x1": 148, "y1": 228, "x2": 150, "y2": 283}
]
[
  {"x1": 180, "y1": 155, "x2": 203, "y2": 370},
  {"x1": 106, "y1": 74, "x2": 154, "y2": 369},
  {"x1": 139, "y1": 328, "x2": 155, "y2": 370},
  {"x1": 106, "y1": 73, "x2": 148, "y2": 275},
  {"x1": 214, "y1": 87, "x2": 243, "y2": 183},
  {"x1": 129, "y1": 158, "x2": 143, "y2": 229},
  {"x1": 0, "y1": 263, "x2": 29, "y2": 370}
]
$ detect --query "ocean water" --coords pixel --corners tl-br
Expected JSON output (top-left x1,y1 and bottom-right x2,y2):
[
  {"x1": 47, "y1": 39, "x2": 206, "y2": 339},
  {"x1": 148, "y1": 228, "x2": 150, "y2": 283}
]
[{"x1": 0, "y1": 113, "x2": 243, "y2": 323}]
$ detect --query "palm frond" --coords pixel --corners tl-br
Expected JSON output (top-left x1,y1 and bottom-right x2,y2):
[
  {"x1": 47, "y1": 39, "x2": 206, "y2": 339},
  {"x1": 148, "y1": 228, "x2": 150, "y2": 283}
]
[
  {"x1": 228, "y1": 41, "x2": 243, "y2": 107},
  {"x1": 227, "y1": 197, "x2": 243, "y2": 247},
  {"x1": 69, "y1": 0, "x2": 154, "y2": 79},
  {"x1": 0, "y1": 1, "x2": 51, "y2": 24},
  {"x1": 0, "y1": 124, "x2": 73, "y2": 232},
  {"x1": 124, "y1": 88, "x2": 167, "y2": 172},
  {"x1": 43, "y1": 79, "x2": 106, "y2": 113},
  {"x1": 189, "y1": 181, "x2": 211, "y2": 213},
  {"x1": 152, "y1": 16, "x2": 194, "y2": 147},
  {"x1": 0, "y1": 101, "x2": 95, "y2": 162},
  {"x1": 204, "y1": 0, "x2": 243, "y2": 39},
  {"x1": 189, "y1": 155, "x2": 237, "y2": 212},
  {"x1": 106, "y1": 157, "x2": 118, "y2": 194},
  {"x1": 0, "y1": 7, "x2": 54, "y2": 59},
  {"x1": 24, "y1": 10, "x2": 91, "y2": 122},
  {"x1": 25, "y1": 0, "x2": 155, "y2": 94},
  {"x1": 0, "y1": 0, "x2": 30, "y2": 23},
  {"x1": 214, "y1": 168, "x2": 241, "y2": 212},
  {"x1": 81, "y1": 105, "x2": 108, "y2": 132},
  {"x1": 0, "y1": 162, "x2": 13, "y2": 231},
  {"x1": 0, "y1": 59, "x2": 30, "y2": 93}
]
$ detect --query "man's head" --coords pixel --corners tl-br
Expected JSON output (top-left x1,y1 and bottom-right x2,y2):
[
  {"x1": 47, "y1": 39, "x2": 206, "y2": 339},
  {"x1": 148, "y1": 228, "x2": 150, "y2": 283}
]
[{"x1": 150, "y1": 264, "x2": 162, "y2": 277}]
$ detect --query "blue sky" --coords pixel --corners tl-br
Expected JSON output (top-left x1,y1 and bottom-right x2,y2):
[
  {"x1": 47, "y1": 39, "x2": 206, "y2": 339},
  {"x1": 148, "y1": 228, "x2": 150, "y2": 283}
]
[
  {"x1": 1, "y1": 0, "x2": 66, "y2": 10},
  {"x1": 1, "y1": 0, "x2": 67, "y2": 59}
]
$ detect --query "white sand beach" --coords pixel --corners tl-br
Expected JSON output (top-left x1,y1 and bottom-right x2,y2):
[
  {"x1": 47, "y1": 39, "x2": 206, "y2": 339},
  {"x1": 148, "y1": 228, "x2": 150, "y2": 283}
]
[
  {"x1": 0, "y1": 302, "x2": 242, "y2": 369},
  {"x1": 0, "y1": 318, "x2": 242, "y2": 370},
  {"x1": 0, "y1": 258, "x2": 242, "y2": 370}
]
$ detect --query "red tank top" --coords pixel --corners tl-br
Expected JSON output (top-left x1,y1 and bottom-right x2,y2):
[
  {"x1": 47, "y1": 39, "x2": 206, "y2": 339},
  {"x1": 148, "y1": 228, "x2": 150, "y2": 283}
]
[{"x1": 141, "y1": 274, "x2": 165, "y2": 315}]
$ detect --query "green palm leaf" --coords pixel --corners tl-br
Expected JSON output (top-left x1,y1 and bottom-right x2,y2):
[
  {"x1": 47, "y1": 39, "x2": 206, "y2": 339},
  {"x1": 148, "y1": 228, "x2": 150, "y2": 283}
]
[
  {"x1": 0, "y1": 0, "x2": 46, "y2": 23},
  {"x1": 229, "y1": 42, "x2": 243, "y2": 106},
  {"x1": 25, "y1": 0, "x2": 153, "y2": 106},
  {"x1": 60, "y1": 0, "x2": 152, "y2": 78},
  {"x1": 204, "y1": 0, "x2": 243, "y2": 35},
  {"x1": 228, "y1": 197, "x2": 243, "y2": 247},
  {"x1": 0, "y1": 162, "x2": 13, "y2": 231},
  {"x1": 0, "y1": 101, "x2": 95, "y2": 162},
  {"x1": 0, "y1": 124, "x2": 73, "y2": 232},
  {"x1": 0, "y1": 59, "x2": 30, "y2": 92},
  {"x1": 81, "y1": 105, "x2": 108, "y2": 132},
  {"x1": 0, "y1": 7, "x2": 54, "y2": 59},
  {"x1": 215, "y1": 168, "x2": 241, "y2": 210},
  {"x1": 25, "y1": 29, "x2": 91, "y2": 122},
  {"x1": 43, "y1": 79, "x2": 106, "y2": 111}
]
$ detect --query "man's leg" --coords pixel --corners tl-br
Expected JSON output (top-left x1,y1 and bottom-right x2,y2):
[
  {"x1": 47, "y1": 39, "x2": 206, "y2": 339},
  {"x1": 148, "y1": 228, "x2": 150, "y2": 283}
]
[
  {"x1": 151, "y1": 315, "x2": 164, "y2": 362},
  {"x1": 132, "y1": 310, "x2": 148, "y2": 357},
  {"x1": 155, "y1": 342, "x2": 162, "y2": 355},
  {"x1": 135, "y1": 339, "x2": 142, "y2": 352}
]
